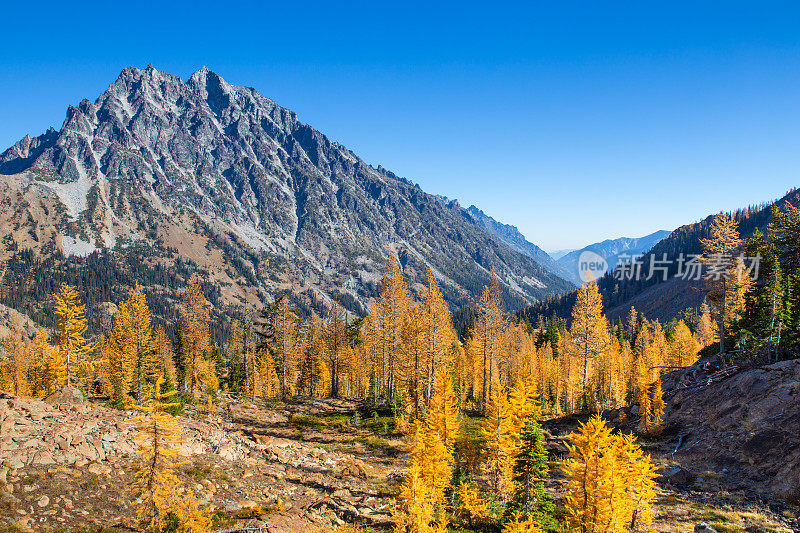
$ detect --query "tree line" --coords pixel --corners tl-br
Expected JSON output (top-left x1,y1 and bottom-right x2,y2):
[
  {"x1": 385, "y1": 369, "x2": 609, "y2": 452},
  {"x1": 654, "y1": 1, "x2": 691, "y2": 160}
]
[{"x1": 1, "y1": 250, "x2": 709, "y2": 531}]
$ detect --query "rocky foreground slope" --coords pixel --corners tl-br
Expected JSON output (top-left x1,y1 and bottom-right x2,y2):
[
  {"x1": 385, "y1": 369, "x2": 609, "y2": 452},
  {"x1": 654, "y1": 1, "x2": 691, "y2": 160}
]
[
  {"x1": 0, "y1": 391, "x2": 398, "y2": 532},
  {"x1": 2, "y1": 358, "x2": 799, "y2": 532},
  {"x1": 662, "y1": 356, "x2": 800, "y2": 503}
]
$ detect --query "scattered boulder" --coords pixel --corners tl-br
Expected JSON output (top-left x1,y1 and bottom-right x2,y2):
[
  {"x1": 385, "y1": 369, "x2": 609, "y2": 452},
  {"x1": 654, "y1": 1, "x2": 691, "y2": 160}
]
[
  {"x1": 87, "y1": 463, "x2": 111, "y2": 476},
  {"x1": 695, "y1": 523, "x2": 718, "y2": 532},
  {"x1": 659, "y1": 466, "x2": 695, "y2": 486},
  {"x1": 44, "y1": 386, "x2": 84, "y2": 406}
]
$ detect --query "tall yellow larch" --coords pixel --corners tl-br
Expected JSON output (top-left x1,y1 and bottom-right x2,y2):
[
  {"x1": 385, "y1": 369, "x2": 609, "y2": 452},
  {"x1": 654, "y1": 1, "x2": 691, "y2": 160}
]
[
  {"x1": 401, "y1": 305, "x2": 427, "y2": 417},
  {"x1": 264, "y1": 295, "x2": 302, "y2": 398},
  {"x1": 650, "y1": 320, "x2": 668, "y2": 372},
  {"x1": 632, "y1": 321, "x2": 652, "y2": 403},
  {"x1": 552, "y1": 331, "x2": 567, "y2": 415},
  {"x1": 473, "y1": 274, "x2": 506, "y2": 412},
  {"x1": 695, "y1": 301, "x2": 718, "y2": 348},
  {"x1": 54, "y1": 283, "x2": 95, "y2": 390},
  {"x1": 508, "y1": 376, "x2": 538, "y2": 440},
  {"x1": 670, "y1": 321, "x2": 700, "y2": 367},
  {"x1": 570, "y1": 282, "x2": 608, "y2": 412},
  {"x1": 562, "y1": 416, "x2": 616, "y2": 532},
  {"x1": 605, "y1": 336, "x2": 626, "y2": 409},
  {"x1": 108, "y1": 284, "x2": 156, "y2": 404},
  {"x1": 562, "y1": 416, "x2": 656, "y2": 533},
  {"x1": 0, "y1": 329, "x2": 30, "y2": 396},
  {"x1": 499, "y1": 323, "x2": 521, "y2": 390},
  {"x1": 427, "y1": 371, "x2": 460, "y2": 454},
  {"x1": 366, "y1": 256, "x2": 412, "y2": 401},
  {"x1": 129, "y1": 376, "x2": 210, "y2": 532},
  {"x1": 421, "y1": 426, "x2": 452, "y2": 525},
  {"x1": 237, "y1": 311, "x2": 258, "y2": 398},
  {"x1": 481, "y1": 385, "x2": 518, "y2": 501},
  {"x1": 30, "y1": 328, "x2": 59, "y2": 397},
  {"x1": 615, "y1": 434, "x2": 658, "y2": 531},
  {"x1": 300, "y1": 316, "x2": 326, "y2": 397},
  {"x1": 253, "y1": 346, "x2": 279, "y2": 400},
  {"x1": 618, "y1": 334, "x2": 635, "y2": 406},
  {"x1": 152, "y1": 326, "x2": 176, "y2": 384},
  {"x1": 179, "y1": 274, "x2": 213, "y2": 397},
  {"x1": 323, "y1": 299, "x2": 350, "y2": 398},
  {"x1": 395, "y1": 380, "x2": 455, "y2": 532},
  {"x1": 394, "y1": 423, "x2": 438, "y2": 533},
  {"x1": 700, "y1": 213, "x2": 745, "y2": 353},
  {"x1": 420, "y1": 270, "x2": 456, "y2": 404},
  {"x1": 106, "y1": 305, "x2": 132, "y2": 401}
]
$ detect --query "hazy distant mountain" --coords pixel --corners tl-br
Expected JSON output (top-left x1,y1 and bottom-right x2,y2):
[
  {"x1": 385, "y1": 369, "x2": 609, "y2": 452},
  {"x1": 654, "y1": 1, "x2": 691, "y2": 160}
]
[
  {"x1": 0, "y1": 65, "x2": 572, "y2": 325},
  {"x1": 557, "y1": 230, "x2": 672, "y2": 285},
  {"x1": 547, "y1": 249, "x2": 575, "y2": 261}
]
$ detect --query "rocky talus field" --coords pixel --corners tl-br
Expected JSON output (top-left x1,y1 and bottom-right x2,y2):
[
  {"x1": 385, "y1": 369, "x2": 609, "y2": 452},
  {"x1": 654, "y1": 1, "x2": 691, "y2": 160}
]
[{"x1": 1, "y1": 357, "x2": 799, "y2": 533}]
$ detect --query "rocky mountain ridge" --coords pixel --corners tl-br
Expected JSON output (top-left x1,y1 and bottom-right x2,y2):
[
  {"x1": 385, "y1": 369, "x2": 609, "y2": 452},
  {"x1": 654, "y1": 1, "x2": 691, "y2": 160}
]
[{"x1": 0, "y1": 65, "x2": 572, "y2": 321}]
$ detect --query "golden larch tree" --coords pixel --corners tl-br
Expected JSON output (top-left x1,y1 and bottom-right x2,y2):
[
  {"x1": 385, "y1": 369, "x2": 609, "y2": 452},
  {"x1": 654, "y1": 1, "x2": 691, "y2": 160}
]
[
  {"x1": 178, "y1": 274, "x2": 213, "y2": 397},
  {"x1": 700, "y1": 213, "x2": 745, "y2": 354},
  {"x1": 323, "y1": 299, "x2": 349, "y2": 398},
  {"x1": 570, "y1": 282, "x2": 608, "y2": 412},
  {"x1": 108, "y1": 284, "x2": 157, "y2": 404},
  {"x1": 129, "y1": 376, "x2": 210, "y2": 532},
  {"x1": 401, "y1": 305, "x2": 427, "y2": 417},
  {"x1": 562, "y1": 416, "x2": 657, "y2": 533},
  {"x1": 364, "y1": 256, "x2": 411, "y2": 401},
  {"x1": 420, "y1": 270, "x2": 457, "y2": 403},
  {"x1": 481, "y1": 385, "x2": 518, "y2": 501},
  {"x1": 472, "y1": 274, "x2": 506, "y2": 412},
  {"x1": 695, "y1": 301, "x2": 718, "y2": 348},
  {"x1": 670, "y1": 321, "x2": 699, "y2": 367},
  {"x1": 54, "y1": 283, "x2": 95, "y2": 390},
  {"x1": 263, "y1": 295, "x2": 302, "y2": 398}
]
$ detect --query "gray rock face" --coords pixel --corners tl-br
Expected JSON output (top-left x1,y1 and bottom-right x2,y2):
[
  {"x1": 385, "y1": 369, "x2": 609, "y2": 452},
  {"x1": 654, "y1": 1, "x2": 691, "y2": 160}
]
[
  {"x1": 0, "y1": 66, "x2": 572, "y2": 308},
  {"x1": 664, "y1": 358, "x2": 800, "y2": 503}
]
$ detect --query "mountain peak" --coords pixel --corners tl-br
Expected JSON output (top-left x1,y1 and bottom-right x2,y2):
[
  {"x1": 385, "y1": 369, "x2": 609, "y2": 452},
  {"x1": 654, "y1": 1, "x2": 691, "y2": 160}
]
[
  {"x1": 189, "y1": 65, "x2": 215, "y2": 82},
  {"x1": 0, "y1": 67, "x2": 573, "y2": 311}
]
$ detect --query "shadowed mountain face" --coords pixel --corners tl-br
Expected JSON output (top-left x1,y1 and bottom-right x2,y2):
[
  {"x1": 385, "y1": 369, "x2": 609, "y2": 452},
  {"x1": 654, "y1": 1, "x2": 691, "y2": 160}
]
[
  {"x1": 0, "y1": 66, "x2": 572, "y2": 314},
  {"x1": 465, "y1": 205, "x2": 576, "y2": 288}
]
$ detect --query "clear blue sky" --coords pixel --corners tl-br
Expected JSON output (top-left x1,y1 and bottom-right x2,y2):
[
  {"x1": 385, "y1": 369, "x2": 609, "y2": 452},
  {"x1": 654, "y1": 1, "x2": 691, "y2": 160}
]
[{"x1": 1, "y1": 1, "x2": 798, "y2": 250}]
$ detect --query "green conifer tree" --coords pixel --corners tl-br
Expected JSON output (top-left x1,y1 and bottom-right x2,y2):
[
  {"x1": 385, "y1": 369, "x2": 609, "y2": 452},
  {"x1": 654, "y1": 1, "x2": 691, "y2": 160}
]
[{"x1": 505, "y1": 414, "x2": 555, "y2": 530}]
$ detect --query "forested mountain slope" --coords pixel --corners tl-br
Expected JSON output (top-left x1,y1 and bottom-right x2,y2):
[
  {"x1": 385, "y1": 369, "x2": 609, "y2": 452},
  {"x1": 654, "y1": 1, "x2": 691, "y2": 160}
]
[{"x1": 524, "y1": 188, "x2": 800, "y2": 324}]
